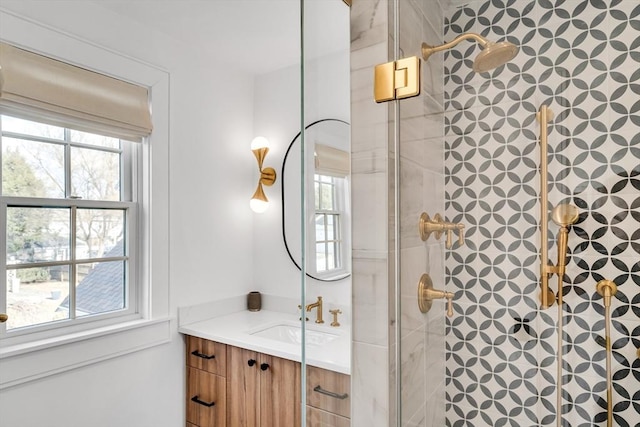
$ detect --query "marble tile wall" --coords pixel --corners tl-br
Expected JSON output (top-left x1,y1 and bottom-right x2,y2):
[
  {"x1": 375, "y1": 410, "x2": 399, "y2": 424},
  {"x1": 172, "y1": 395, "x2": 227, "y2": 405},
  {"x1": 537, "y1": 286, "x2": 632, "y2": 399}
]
[{"x1": 350, "y1": 0, "x2": 395, "y2": 426}]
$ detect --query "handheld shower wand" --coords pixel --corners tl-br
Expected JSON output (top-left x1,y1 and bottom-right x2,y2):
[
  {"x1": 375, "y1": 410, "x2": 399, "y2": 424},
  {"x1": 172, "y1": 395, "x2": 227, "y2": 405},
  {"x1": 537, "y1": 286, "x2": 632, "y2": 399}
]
[{"x1": 551, "y1": 203, "x2": 580, "y2": 306}]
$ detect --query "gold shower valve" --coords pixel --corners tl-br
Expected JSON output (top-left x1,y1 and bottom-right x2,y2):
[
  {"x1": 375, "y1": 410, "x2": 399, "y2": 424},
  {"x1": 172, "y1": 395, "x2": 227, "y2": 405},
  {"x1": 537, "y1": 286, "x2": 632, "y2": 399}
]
[
  {"x1": 417, "y1": 273, "x2": 454, "y2": 317},
  {"x1": 419, "y1": 212, "x2": 465, "y2": 248}
]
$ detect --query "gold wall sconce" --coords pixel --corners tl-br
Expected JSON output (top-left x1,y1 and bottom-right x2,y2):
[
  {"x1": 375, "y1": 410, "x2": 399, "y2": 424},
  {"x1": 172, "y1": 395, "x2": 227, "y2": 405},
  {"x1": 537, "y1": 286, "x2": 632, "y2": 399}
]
[{"x1": 250, "y1": 136, "x2": 277, "y2": 213}]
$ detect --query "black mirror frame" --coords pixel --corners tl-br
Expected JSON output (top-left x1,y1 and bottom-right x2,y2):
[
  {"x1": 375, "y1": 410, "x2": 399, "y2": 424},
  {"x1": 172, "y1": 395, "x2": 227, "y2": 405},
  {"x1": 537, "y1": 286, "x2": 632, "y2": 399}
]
[{"x1": 281, "y1": 118, "x2": 350, "y2": 282}]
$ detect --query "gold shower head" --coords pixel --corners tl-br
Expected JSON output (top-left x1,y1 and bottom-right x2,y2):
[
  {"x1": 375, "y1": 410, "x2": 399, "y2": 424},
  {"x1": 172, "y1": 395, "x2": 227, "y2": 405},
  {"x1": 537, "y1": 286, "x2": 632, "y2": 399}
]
[{"x1": 421, "y1": 32, "x2": 518, "y2": 73}]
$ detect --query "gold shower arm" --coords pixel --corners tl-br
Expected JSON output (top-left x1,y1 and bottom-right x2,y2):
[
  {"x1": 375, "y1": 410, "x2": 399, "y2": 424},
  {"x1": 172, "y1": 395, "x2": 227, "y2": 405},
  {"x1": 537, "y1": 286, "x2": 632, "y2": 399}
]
[{"x1": 422, "y1": 33, "x2": 489, "y2": 61}]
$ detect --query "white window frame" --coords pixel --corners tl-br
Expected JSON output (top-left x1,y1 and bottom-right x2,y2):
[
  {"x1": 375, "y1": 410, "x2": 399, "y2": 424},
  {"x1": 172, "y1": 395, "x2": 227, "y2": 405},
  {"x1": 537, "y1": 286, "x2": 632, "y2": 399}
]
[
  {"x1": 0, "y1": 123, "x2": 139, "y2": 342},
  {"x1": 0, "y1": 11, "x2": 170, "y2": 389}
]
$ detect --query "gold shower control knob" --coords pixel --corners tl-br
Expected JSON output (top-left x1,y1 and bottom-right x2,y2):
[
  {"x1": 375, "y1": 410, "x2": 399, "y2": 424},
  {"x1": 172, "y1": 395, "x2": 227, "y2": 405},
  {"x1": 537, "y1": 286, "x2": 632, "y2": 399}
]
[
  {"x1": 417, "y1": 273, "x2": 454, "y2": 317},
  {"x1": 0, "y1": 313, "x2": 8, "y2": 323}
]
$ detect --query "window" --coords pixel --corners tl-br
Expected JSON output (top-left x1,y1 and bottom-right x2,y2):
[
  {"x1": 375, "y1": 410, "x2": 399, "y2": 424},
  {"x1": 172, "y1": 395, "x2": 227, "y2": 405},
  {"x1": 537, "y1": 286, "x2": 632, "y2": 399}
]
[
  {"x1": 314, "y1": 174, "x2": 343, "y2": 272},
  {"x1": 1, "y1": 115, "x2": 138, "y2": 335},
  {"x1": 309, "y1": 172, "x2": 349, "y2": 279},
  {"x1": 0, "y1": 18, "x2": 169, "y2": 388}
]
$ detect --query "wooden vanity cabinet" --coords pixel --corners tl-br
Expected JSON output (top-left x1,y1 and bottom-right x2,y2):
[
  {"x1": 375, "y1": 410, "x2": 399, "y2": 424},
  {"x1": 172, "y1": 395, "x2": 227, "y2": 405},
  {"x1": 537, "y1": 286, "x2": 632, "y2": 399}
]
[
  {"x1": 186, "y1": 335, "x2": 349, "y2": 427},
  {"x1": 227, "y1": 345, "x2": 301, "y2": 427}
]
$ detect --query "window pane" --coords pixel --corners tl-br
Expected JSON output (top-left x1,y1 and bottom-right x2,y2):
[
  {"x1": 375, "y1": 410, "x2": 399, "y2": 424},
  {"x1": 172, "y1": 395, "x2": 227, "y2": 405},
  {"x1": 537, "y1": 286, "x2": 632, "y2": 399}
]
[
  {"x1": 76, "y1": 209, "x2": 125, "y2": 259},
  {"x1": 70, "y1": 147, "x2": 121, "y2": 201},
  {"x1": 326, "y1": 242, "x2": 336, "y2": 270},
  {"x1": 315, "y1": 214, "x2": 325, "y2": 241},
  {"x1": 2, "y1": 137, "x2": 65, "y2": 198},
  {"x1": 320, "y1": 183, "x2": 334, "y2": 210},
  {"x1": 1, "y1": 115, "x2": 65, "y2": 140},
  {"x1": 316, "y1": 243, "x2": 327, "y2": 272},
  {"x1": 6, "y1": 207, "x2": 70, "y2": 264},
  {"x1": 6, "y1": 266, "x2": 70, "y2": 330},
  {"x1": 314, "y1": 181, "x2": 320, "y2": 210},
  {"x1": 69, "y1": 129, "x2": 120, "y2": 149},
  {"x1": 326, "y1": 214, "x2": 335, "y2": 240},
  {"x1": 75, "y1": 260, "x2": 125, "y2": 317},
  {"x1": 330, "y1": 242, "x2": 340, "y2": 269}
]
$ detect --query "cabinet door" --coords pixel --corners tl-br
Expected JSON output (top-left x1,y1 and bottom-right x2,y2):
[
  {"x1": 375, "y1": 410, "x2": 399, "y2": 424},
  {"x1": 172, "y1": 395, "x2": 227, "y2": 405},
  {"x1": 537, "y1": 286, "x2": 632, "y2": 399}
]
[
  {"x1": 187, "y1": 336, "x2": 226, "y2": 376},
  {"x1": 226, "y1": 346, "x2": 260, "y2": 427},
  {"x1": 306, "y1": 366, "x2": 350, "y2": 418},
  {"x1": 187, "y1": 367, "x2": 226, "y2": 427},
  {"x1": 259, "y1": 354, "x2": 301, "y2": 427}
]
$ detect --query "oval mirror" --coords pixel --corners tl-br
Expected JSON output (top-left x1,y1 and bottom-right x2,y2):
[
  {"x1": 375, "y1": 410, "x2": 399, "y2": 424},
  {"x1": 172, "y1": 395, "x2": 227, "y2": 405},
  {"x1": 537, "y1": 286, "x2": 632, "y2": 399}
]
[{"x1": 281, "y1": 119, "x2": 350, "y2": 281}]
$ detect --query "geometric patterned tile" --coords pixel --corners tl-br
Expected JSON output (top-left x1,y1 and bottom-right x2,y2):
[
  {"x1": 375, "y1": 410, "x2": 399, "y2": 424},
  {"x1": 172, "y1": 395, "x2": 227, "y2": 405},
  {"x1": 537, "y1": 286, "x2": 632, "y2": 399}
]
[{"x1": 444, "y1": 1, "x2": 640, "y2": 426}]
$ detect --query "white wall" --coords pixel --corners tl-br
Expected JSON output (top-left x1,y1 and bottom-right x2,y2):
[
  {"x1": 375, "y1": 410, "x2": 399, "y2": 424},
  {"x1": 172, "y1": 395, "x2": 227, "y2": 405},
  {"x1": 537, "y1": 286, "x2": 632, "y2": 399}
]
[
  {"x1": 0, "y1": 2, "x2": 255, "y2": 426},
  {"x1": 252, "y1": 50, "x2": 352, "y2": 312}
]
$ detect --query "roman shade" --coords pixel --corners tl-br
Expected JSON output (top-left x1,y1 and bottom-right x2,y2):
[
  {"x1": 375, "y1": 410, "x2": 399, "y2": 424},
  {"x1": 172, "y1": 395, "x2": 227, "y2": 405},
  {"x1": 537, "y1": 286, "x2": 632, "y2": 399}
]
[
  {"x1": 314, "y1": 144, "x2": 350, "y2": 178},
  {"x1": 0, "y1": 42, "x2": 152, "y2": 141}
]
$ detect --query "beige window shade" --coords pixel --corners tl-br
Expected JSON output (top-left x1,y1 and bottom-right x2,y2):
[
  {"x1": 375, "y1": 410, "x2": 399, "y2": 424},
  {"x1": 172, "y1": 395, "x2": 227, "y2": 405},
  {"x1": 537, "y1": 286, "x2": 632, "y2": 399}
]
[
  {"x1": 314, "y1": 144, "x2": 350, "y2": 177},
  {"x1": 0, "y1": 42, "x2": 152, "y2": 141}
]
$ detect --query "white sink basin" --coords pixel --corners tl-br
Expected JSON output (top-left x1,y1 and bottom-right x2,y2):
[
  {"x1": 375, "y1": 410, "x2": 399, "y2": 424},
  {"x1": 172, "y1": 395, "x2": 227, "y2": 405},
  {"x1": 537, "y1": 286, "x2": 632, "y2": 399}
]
[{"x1": 250, "y1": 323, "x2": 339, "y2": 347}]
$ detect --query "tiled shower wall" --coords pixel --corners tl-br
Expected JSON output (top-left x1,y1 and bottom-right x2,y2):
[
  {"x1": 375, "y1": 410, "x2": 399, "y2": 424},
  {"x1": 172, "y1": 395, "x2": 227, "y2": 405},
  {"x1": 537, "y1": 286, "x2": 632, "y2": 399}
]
[
  {"x1": 443, "y1": 1, "x2": 640, "y2": 426},
  {"x1": 350, "y1": 1, "x2": 395, "y2": 426}
]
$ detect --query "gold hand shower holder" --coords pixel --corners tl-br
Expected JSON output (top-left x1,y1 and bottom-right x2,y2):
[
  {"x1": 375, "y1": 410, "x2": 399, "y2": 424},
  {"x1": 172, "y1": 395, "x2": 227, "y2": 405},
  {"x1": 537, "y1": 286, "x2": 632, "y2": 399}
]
[{"x1": 537, "y1": 105, "x2": 580, "y2": 310}]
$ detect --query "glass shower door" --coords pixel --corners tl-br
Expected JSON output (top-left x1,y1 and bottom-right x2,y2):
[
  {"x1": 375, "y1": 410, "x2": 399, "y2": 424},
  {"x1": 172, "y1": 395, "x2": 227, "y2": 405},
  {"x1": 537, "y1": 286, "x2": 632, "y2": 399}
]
[{"x1": 300, "y1": 1, "x2": 351, "y2": 426}]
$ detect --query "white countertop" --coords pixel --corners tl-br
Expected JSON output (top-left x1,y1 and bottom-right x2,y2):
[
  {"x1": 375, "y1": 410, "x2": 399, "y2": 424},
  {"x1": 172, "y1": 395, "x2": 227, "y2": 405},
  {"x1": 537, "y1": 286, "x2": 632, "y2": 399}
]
[{"x1": 179, "y1": 309, "x2": 351, "y2": 375}]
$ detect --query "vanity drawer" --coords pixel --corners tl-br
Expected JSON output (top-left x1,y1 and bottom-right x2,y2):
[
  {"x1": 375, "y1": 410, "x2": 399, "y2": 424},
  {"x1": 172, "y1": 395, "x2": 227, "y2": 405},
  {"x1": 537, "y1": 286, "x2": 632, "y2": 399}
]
[
  {"x1": 306, "y1": 406, "x2": 350, "y2": 427},
  {"x1": 306, "y1": 366, "x2": 350, "y2": 418},
  {"x1": 187, "y1": 367, "x2": 226, "y2": 427},
  {"x1": 187, "y1": 336, "x2": 227, "y2": 376}
]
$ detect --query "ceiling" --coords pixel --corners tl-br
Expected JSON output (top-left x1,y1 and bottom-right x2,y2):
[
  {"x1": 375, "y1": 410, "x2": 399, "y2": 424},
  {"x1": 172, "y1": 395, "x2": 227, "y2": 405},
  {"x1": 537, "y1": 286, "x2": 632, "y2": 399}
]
[{"x1": 94, "y1": 0, "x2": 349, "y2": 75}]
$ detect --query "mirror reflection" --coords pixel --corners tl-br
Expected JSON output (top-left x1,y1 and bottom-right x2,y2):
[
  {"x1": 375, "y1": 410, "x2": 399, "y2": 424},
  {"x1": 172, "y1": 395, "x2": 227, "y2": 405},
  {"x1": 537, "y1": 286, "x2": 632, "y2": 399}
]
[{"x1": 282, "y1": 119, "x2": 351, "y2": 281}]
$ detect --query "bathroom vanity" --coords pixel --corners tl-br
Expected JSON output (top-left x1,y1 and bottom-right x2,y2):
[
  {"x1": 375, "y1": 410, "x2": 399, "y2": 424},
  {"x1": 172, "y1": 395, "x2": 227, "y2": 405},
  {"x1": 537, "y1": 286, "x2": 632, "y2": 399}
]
[{"x1": 180, "y1": 309, "x2": 351, "y2": 427}]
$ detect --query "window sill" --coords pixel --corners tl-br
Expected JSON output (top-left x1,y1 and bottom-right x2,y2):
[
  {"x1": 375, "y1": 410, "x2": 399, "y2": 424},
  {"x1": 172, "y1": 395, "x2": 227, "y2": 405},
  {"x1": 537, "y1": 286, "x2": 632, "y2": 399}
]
[{"x1": 0, "y1": 317, "x2": 172, "y2": 389}]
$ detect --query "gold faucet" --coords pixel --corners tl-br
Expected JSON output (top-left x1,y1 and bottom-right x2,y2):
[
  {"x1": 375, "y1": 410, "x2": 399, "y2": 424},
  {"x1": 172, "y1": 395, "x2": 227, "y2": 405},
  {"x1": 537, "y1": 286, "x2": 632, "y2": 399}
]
[{"x1": 306, "y1": 296, "x2": 324, "y2": 324}]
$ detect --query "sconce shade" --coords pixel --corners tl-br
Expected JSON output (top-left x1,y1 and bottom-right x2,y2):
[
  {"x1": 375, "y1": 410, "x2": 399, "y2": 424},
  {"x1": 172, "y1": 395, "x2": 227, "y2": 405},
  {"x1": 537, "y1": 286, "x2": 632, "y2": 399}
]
[
  {"x1": 251, "y1": 136, "x2": 270, "y2": 150},
  {"x1": 250, "y1": 183, "x2": 269, "y2": 213}
]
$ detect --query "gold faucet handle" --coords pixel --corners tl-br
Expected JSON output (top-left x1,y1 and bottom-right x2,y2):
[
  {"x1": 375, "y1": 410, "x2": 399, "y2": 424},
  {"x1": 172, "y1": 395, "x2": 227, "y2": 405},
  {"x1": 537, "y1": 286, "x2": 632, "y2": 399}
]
[
  {"x1": 456, "y1": 223, "x2": 465, "y2": 246},
  {"x1": 445, "y1": 223, "x2": 465, "y2": 249},
  {"x1": 445, "y1": 293, "x2": 454, "y2": 317},
  {"x1": 329, "y1": 309, "x2": 342, "y2": 327}
]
